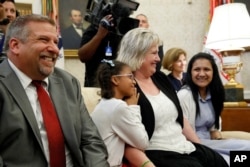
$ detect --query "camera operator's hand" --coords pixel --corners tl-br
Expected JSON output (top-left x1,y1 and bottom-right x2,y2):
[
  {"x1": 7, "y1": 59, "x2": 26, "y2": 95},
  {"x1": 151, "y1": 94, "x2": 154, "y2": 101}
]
[
  {"x1": 100, "y1": 14, "x2": 114, "y2": 29},
  {"x1": 78, "y1": 15, "x2": 114, "y2": 62},
  {"x1": 96, "y1": 15, "x2": 113, "y2": 38}
]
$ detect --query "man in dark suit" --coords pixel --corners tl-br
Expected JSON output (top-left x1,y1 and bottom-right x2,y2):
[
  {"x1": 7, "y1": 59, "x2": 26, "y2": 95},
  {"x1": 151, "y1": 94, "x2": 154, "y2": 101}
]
[
  {"x1": 61, "y1": 9, "x2": 84, "y2": 49},
  {"x1": 0, "y1": 14, "x2": 109, "y2": 167}
]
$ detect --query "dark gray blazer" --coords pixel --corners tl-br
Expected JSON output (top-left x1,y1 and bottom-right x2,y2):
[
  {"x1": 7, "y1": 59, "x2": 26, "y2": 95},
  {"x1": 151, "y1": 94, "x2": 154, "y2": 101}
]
[{"x1": 0, "y1": 59, "x2": 109, "y2": 167}]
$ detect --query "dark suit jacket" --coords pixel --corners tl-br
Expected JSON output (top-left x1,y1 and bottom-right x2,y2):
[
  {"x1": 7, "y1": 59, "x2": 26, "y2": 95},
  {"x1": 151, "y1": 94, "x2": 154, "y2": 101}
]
[
  {"x1": 61, "y1": 25, "x2": 83, "y2": 49},
  {"x1": 0, "y1": 59, "x2": 109, "y2": 167}
]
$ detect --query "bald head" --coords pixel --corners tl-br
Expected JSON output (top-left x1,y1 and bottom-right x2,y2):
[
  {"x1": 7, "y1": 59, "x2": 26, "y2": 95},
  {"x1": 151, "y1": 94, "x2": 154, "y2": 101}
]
[{"x1": 136, "y1": 14, "x2": 149, "y2": 28}]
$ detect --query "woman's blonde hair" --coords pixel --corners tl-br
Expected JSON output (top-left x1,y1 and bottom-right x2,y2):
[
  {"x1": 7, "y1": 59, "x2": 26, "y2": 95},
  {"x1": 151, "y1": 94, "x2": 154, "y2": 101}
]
[
  {"x1": 117, "y1": 27, "x2": 160, "y2": 71},
  {"x1": 162, "y1": 47, "x2": 186, "y2": 71}
]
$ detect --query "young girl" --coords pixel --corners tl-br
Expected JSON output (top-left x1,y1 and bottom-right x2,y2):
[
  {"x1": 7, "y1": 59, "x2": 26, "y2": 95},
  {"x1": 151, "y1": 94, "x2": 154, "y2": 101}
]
[{"x1": 91, "y1": 59, "x2": 149, "y2": 167}]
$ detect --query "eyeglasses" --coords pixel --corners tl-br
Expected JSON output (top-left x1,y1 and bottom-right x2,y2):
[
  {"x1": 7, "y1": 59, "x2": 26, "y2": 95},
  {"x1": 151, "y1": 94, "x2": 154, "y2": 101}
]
[{"x1": 113, "y1": 74, "x2": 135, "y2": 80}]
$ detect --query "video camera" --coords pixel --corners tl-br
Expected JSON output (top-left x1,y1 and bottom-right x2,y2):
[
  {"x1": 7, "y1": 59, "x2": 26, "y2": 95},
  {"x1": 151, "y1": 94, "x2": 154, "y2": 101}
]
[{"x1": 85, "y1": 0, "x2": 140, "y2": 36}]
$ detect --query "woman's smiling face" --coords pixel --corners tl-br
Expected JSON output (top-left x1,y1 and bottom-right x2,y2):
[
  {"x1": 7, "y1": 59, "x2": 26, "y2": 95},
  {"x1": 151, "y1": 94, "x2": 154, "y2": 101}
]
[{"x1": 191, "y1": 58, "x2": 213, "y2": 89}]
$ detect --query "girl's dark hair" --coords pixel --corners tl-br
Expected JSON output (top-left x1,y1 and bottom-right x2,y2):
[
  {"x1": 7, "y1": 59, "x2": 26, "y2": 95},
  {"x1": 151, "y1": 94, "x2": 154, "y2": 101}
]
[
  {"x1": 96, "y1": 59, "x2": 128, "y2": 99},
  {"x1": 185, "y1": 52, "x2": 225, "y2": 129}
]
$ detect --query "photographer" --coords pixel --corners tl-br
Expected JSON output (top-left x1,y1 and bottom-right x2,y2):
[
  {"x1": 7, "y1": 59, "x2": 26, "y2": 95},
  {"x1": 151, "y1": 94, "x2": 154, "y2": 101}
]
[
  {"x1": 78, "y1": 0, "x2": 139, "y2": 87},
  {"x1": 78, "y1": 14, "x2": 121, "y2": 87}
]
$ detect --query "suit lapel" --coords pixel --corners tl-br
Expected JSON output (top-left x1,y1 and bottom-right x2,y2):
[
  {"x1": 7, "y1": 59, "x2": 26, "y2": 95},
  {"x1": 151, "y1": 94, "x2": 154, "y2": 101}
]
[{"x1": 0, "y1": 60, "x2": 44, "y2": 152}]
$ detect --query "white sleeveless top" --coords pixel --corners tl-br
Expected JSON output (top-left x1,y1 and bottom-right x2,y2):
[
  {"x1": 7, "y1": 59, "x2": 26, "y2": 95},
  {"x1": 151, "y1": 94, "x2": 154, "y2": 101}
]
[{"x1": 145, "y1": 91, "x2": 195, "y2": 154}]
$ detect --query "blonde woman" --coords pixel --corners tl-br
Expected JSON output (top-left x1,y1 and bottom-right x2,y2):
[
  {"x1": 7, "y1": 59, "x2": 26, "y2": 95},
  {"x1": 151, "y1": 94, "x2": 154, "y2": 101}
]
[{"x1": 162, "y1": 47, "x2": 187, "y2": 91}]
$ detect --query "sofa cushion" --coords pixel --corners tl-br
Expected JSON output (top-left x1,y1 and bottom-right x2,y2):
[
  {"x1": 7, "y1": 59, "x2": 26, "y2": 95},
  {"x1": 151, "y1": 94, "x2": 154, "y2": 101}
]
[{"x1": 81, "y1": 87, "x2": 101, "y2": 113}]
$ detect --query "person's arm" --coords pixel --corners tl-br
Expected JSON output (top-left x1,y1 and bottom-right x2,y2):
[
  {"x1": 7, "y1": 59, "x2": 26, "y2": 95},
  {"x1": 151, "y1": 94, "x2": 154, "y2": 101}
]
[
  {"x1": 177, "y1": 89, "x2": 201, "y2": 143},
  {"x1": 78, "y1": 15, "x2": 112, "y2": 62},
  {"x1": 182, "y1": 117, "x2": 201, "y2": 143},
  {"x1": 112, "y1": 102, "x2": 149, "y2": 150},
  {"x1": 124, "y1": 146, "x2": 155, "y2": 167},
  {"x1": 210, "y1": 130, "x2": 223, "y2": 140},
  {"x1": 210, "y1": 117, "x2": 223, "y2": 139}
]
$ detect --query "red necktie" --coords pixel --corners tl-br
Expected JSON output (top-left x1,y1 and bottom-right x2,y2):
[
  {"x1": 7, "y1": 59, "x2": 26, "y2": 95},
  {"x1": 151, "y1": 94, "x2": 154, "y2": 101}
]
[{"x1": 32, "y1": 81, "x2": 66, "y2": 167}]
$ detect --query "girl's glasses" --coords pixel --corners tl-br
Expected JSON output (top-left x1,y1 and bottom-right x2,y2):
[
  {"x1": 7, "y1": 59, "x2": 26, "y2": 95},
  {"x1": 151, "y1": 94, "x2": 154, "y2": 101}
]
[{"x1": 113, "y1": 74, "x2": 135, "y2": 80}]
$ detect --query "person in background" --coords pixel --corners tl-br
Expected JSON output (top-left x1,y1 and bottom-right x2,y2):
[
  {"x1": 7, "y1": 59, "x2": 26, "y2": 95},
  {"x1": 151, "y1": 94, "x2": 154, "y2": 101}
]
[
  {"x1": 78, "y1": 13, "x2": 122, "y2": 87},
  {"x1": 0, "y1": 0, "x2": 17, "y2": 60},
  {"x1": 91, "y1": 59, "x2": 149, "y2": 167},
  {"x1": 135, "y1": 13, "x2": 149, "y2": 28},
  {"x1": 0, "y1": 14, "x2": 109, "y2": 167},
  {"x1": 0, "y1": 3, "x2": 6, "y2": 26},
  {"x1": 162, "y1": 47, "x2": 187, "y2": 91},
  {"x1": 61, "y1": 8, "x2": 84, "y2": 49},
  {"x1": 117, "y1": 27, "x2": 228, "y2": 167},
  {"x1": 1, "y1": 0, "x2": 16, "y2": 22},
  {"x1": 177, "y1": 52, "x2": 250, "y2": 164},
  {"x1": 0, "y1": 2, "x2": 7, "y2": 62},
  {"x1": 135, "y1": 13, "x2": 163, "y2": 71},
  {"x1": 79, "y1": 1, "x2": 139, "y2": 87}
]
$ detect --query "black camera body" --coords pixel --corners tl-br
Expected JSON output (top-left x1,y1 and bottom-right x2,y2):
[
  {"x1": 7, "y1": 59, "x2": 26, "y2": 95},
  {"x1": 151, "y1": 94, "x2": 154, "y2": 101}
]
[{"x1": 85, "y1": 0, "x2": 140, "y2": 36}]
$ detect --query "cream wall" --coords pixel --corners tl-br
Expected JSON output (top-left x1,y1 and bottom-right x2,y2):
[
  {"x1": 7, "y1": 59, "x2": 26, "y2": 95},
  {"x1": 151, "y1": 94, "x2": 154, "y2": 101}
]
[{"x1": 17, "y1": 0, "x2": 250, "y2": 98}]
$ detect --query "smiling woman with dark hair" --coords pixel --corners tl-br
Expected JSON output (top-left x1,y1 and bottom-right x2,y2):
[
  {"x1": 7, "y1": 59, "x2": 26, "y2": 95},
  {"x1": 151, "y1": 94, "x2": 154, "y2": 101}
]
[{"x1": 178, "y1": 52, "x2": 250, "y2": 165}]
